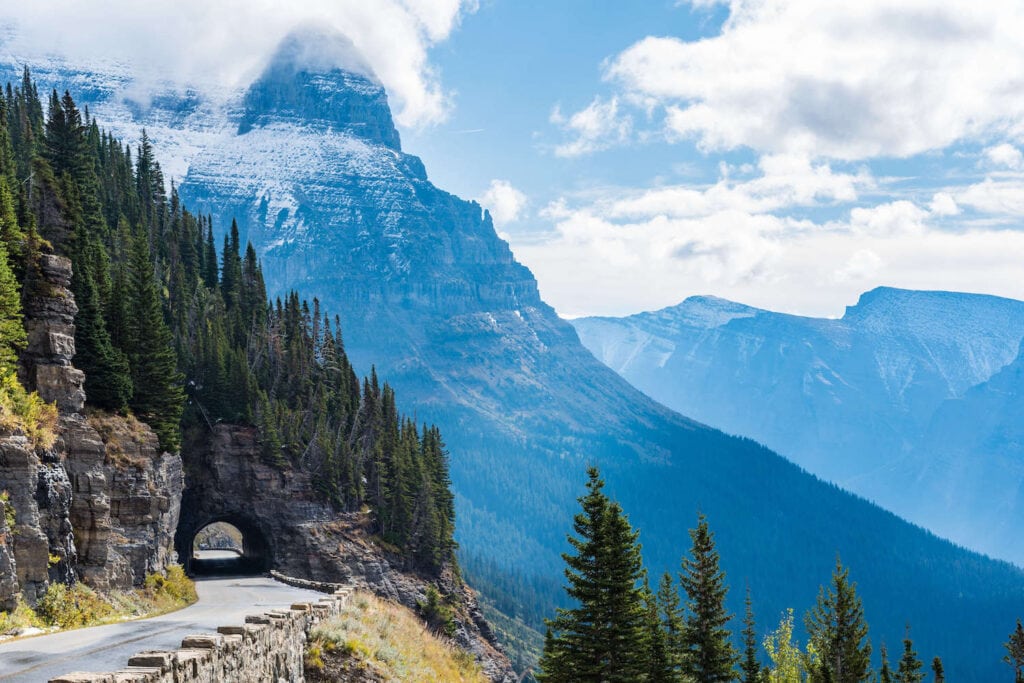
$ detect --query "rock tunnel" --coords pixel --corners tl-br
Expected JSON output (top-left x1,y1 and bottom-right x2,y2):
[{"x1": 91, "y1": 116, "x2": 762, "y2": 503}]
[
  {"x1": 173, "y1": 423, "x2": 344, "y2": 581},
  {"x1": 175, "y1": 516, "x2": 273, "y2": 576}
]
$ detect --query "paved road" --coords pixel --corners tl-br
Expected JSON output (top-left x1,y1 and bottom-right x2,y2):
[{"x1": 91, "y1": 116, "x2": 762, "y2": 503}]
[{"x1": 0, "y1": 576, "x2": 324, "y2": 682}]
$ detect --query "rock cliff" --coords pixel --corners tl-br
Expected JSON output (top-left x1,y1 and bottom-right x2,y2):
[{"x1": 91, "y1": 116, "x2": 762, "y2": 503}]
[{"x1": 0, "y1": 253, "x2": 183, "y2": 607}]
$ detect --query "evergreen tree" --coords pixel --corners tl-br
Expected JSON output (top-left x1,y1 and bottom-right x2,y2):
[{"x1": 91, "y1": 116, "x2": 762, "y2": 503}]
[
  {"x1": 1006, "y1": 619, "x2": 1024, "y2": 683},
  {"x1": 804, "y1": 558, "x2": 872, "y2": 683},
  {"x1": 878, "y1": 644, "x2": 893, "y2": 683},
  {"x1": 740, "y1": 586, "x2": 762, "y2": 683},
  {"x1": 895, "y1": 629, "x2": 924, "y2": 683},
  {"x1": 70, "y1": 237, "x2": 132, "y2": 410},
  {"x1": 656, "y1": 571, "x2": 685, "y2": 677},
  {"x1": 0, "y1": 240, "x2": 24, "y2": 371},
  {"x1": 643, "y1": 574, "x2": 674, "y2": 683},
  {"x1": 679, "y1": 514, "x2": 738, "y2": 683},
  {"x1": 125, "y1": 232, "x2": 184, "y2": 450},
  {"x1": 539, "y1": 467, "x2": 647, "y2": 683},
  {"x1": 929, "y1": 657, "x2": 943, "y2": 683}
]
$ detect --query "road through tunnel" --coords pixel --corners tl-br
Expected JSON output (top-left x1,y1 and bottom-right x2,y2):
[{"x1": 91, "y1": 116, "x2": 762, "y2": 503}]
[{"x1": 177, "y1": 516, "x2": 272, "y2": 576}]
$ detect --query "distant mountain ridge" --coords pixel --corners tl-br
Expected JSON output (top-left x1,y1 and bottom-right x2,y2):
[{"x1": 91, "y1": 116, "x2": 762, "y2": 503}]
[
  {"x1": 573, "y1": 287, "x2": 1024, "y2": 563},
  {"x1": 6, "y1": 31, "x2": 1024, "y2": 679}
]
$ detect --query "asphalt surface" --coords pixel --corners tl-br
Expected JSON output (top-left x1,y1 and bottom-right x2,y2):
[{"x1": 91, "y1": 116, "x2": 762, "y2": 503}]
[{"x1": 0, "y1": 575, "x2": 324, "y2": 682}]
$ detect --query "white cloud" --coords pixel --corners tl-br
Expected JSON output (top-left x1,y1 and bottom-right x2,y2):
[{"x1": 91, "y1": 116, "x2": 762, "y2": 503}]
[
  {"x1": 984, "y1": 143, "x2": 1024, "y2": 169},
  {"x1": 514, "y1": 194, "x2": 1024, "y2": 318},
  {"x1": 928, "y1": 192, "x2": 960, "y2": 216},
  {"x1": 551, "y1": 96, "x2": 632, "y2": 157},
  {"x1": 601, "y1": 1, "x2": 1024, "y2": 159},
  {"x1": 608, "y1": 154, "x2": 870, "y2": 219},
  {"x1": 0, "y1": 1, "x2": 476, "y2": 126},
  {"x1": 479, "y1": 179, "x2": 528, "y2": 226},
  {"x1": 847, "y1": 201, "x2": 928, "y2": 237},
  {"x1": 957, "y1": 178, "x2": 1024, "y2": 216},
  {"x1": 833, "y1": 249, "x2": 884, "y2": 284}
]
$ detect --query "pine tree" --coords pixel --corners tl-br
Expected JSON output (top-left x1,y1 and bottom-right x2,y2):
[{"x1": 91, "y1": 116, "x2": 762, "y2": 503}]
[
  {"x1": 878, "y1": 644, "x2": 893, "y2": 683},
  {"x1": 895, "y1": 628, "x2": 924, "y2": 683},
  {"x1": 0, "y1": 240, "x2": 24, "y2": 371},
  {"x1": 1006, "y1": 619, "x2": 1024, "y2": 683},
  {"x1": 71, "y1": 237, "x2": 132, "y2": 410},
  {"x1": 740, "y1": 586, "x2": 762, "y2": 683},
  {"x1": 125, "y1": 232, "x2": 184, "y2": 451},
  {"x1": 929, "y1": 657, "x2": 943, "y2": 683},
  {"x1": 538, "y1": 467, "x2": 647, "y2": 683},
  {"x1": 656, "y1": 571, "x2": 685, "y2": 677},
  {"x1": 643, "y1": 574, "x2": 674, "y2": 683},
  {"x1": 804, "y1": 558, "x2": 872, "y2": 683},
  {"x1": 679, "y1": 514, "x2": 738, "y2": 683}
]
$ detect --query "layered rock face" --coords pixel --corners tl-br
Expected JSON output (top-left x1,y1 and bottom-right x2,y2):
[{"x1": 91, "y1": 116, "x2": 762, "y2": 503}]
[
  {"x1": 573, "y1": 289, "x2": 1024, "y2": 563},
  {"x1": 0, "y1": 254, "x2": 183, "y2": 607}
]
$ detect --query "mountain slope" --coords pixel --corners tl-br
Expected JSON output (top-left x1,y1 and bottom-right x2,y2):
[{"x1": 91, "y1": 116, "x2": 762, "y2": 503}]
[
  {"x1": 573, "y1": 289, "x2": 1024, "y2": 565},
  {"x1": 8, "y1": 33, "x2": 1024, "y2": 679}
]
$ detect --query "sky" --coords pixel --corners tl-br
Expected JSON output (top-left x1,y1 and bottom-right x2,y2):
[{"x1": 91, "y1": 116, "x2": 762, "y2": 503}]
[{"x1": 4, "y1": 0, "x2": 1024, "y2": 318}]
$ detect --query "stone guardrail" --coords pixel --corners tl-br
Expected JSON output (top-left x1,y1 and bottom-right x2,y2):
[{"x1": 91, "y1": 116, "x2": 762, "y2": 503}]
[
  {"x1": 48, "y1": 584, "x2": 351, "y2": 683},
  {"x1": 269, "y1": 569, "x2": 349, "y2": 594}
]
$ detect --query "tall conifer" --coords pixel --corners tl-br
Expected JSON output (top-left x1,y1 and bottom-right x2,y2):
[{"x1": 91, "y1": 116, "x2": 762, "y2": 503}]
[
  {"x1": 539, "y1": 467, "x2": 647, "y2": 683},
  {"x1": 804, "y1": 558, "x2": 872, "y2": 683},
  {"x1": 679, "y1": 514, "x2": 738, "y2": 682},
  {"x1": 126, "y1": 232, "x2": 184, "y2": 450}
]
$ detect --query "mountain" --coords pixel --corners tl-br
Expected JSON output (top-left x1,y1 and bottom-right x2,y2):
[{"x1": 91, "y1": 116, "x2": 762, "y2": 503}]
[
  {"x1": 573, "y1": 289, "x2": 1024, "y2": 563},
  {"x1": 7, "y1": 31, "x2": 1024, "y2": 678}
]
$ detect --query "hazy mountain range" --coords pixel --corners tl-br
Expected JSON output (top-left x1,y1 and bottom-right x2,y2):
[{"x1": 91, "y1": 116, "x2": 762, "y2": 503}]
[{"x1": 573, "y1": 288, "x2": 1024, "y2": 565}]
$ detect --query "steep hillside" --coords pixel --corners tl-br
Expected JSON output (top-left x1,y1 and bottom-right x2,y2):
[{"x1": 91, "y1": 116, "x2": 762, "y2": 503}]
[
  {"x1": 7, "y1": 31, "x2": 1024, "y2": 679},
  {"x1": 573, "y1": 289, "x2": 1024, "y2": 563},
  {"x1": 916, "y1": 342, "x2": 1024, "y2": 555}
]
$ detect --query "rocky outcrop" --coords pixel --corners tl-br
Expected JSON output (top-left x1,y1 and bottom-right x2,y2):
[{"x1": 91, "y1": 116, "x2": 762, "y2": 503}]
[
  {"x1": 178, "y1": 423, "x2": 515, "y2": 681},
  {"x1": 64, "y1": 413, "x2": 182, "y2": 591},
  {"x1": 0, "y1": 254, "x2": 182, "y2": 608}
]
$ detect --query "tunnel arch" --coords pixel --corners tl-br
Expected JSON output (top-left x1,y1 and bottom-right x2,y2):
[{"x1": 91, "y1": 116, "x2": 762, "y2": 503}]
[{"x1": 176, "y1": 514, "x2": 273, "y2": 576}]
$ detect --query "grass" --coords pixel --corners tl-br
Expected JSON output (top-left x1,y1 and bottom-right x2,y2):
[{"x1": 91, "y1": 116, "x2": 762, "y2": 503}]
[
  {"x1": 306, "y1": 589, "x2": 487, "y2": 683},
  {"x1": 87, "y1": 409, "x2": 155, "y2": 469},
  {"x1": 0, "y1": 565, "x2": 197, "y2": 637}
]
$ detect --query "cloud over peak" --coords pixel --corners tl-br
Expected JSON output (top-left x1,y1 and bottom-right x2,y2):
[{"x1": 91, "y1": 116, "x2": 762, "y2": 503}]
[{"x1": 0, "y1": 0, "x2": 477, "y2": 127}]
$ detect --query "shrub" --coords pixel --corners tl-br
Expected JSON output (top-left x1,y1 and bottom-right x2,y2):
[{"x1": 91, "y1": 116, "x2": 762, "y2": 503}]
[
  {"x1": 0, "y1": 596, "x2": 43, "y2": 633},
  {"x1": 36, "y1": 582, "x2": 113, "y2": 629},
  {"x1": 1, "y1": 490, "x2": 14, "y2": 531},
  {"x1": 144, "y1": 565, "x2": 197, "y2": 606},
  {"x1": 418, "y1": 585, "x2": 456, "y2": 637},
  {"x1": 0, "y1": 371, "x2": 58, "y2": 449}
]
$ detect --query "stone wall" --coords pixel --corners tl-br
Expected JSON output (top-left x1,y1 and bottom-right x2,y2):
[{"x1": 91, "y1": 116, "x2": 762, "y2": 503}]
[{"x1": 48, "y1": 589, "x2": 350, "y2": 683}]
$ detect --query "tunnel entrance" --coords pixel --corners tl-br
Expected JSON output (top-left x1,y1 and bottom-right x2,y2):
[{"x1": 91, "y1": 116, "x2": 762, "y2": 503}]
[{"x1": 181, "y1": 518, "x2": 272, "y2": 576}]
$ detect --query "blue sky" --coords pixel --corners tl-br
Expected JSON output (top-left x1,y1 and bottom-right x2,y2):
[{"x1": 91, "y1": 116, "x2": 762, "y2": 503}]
[
  {"x1": 405, "y1": 1, "x2": 1024, "y2": 318},
  {"x1": 4, "y1": 0, "x2": 1024, "y2": 319}
]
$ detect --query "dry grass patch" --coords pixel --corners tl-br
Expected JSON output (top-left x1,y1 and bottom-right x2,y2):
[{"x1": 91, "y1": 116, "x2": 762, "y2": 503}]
[
  {"x1": 88, "y1": 410, "x2": 153, "y2": 468},
  {"x1": 306, "y1": 590, "x2": 486, "y2": 683}
]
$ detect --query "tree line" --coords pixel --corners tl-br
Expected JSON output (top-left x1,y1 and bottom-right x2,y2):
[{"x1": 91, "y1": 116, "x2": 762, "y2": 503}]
[
  {"x1": 539, "y1": 467, "x2": 1024, "y2": 682},
  {"x1": 0, "y1": 70, "x2": 455, "y2": 575}
]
